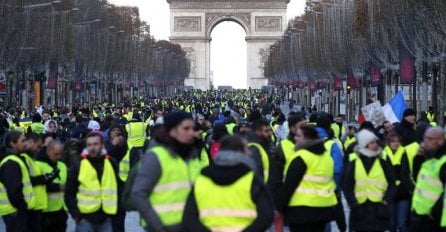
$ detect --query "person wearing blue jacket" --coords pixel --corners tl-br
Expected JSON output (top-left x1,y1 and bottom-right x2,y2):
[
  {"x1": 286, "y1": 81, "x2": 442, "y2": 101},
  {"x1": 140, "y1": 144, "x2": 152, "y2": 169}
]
[{"x1": 316, "y1": 116, "x2": 346, "y2": 232}]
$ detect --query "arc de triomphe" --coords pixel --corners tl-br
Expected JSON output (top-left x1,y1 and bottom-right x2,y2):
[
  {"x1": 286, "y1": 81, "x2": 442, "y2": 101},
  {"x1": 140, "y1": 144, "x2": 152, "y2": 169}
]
[{"x1": 167, "y1": 0, "x2": 288, "y2": 89}]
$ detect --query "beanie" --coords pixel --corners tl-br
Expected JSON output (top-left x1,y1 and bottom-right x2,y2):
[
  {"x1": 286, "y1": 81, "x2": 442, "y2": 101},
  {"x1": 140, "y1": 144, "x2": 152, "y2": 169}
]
[
  {"x1": 163, "y1": 111, "x2": 193, "y2": 132},
  {"x1": 403, "y1": 108, "x2": 416, "y2": 118},
  {"x1": 357, "y1": 130, "x2": 378, "y2": 149}
]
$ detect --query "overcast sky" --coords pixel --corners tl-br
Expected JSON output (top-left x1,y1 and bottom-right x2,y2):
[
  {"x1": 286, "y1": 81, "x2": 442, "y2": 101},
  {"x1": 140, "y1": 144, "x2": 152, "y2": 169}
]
[{"x1": 110, "y1": 0, "x2": 306, "y2": 88}]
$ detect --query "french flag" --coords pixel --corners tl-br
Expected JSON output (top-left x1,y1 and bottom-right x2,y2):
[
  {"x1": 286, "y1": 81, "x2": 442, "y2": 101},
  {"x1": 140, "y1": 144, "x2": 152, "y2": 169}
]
[{"x1": 382, "y1": 91, "x2": 407, "y2": 124}]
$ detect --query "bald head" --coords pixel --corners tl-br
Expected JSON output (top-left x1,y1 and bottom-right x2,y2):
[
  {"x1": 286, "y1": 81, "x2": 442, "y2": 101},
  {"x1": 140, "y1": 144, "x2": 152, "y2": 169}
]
[
  {"x1": 423, "y1": 127, "x2": 445, "y2": 153},
  {"x1": 47, "y1": 140, "x2": 63, "y2": 163}
]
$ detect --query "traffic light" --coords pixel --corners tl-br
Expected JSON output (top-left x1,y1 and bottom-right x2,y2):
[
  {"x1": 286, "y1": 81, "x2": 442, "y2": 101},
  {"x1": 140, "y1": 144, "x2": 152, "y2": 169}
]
[{"x1": 347, "y1": 85, "x2": 351, "y2": 94}]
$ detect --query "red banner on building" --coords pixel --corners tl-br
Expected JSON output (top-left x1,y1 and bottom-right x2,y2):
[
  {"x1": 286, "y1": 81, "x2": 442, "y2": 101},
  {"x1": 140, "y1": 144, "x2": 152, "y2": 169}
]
[
  {"x1": 399, "y1": 43, "x2": 415, "y2": 84},
  {"x1": 347, "y1": 69, "x2": 360, "y2": 89},
  {"x1": 334, "y1": 76, "x2": 343, "y2": 91},
  {"x1": 370, "y1": 64, "x2": 382, "y2": 86}
]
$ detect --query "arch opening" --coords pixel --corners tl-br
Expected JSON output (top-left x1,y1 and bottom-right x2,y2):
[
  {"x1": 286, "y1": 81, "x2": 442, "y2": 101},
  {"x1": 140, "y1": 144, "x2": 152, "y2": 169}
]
[{"x1": 210, "y1": 21, "x2": 247, "y2": 89}]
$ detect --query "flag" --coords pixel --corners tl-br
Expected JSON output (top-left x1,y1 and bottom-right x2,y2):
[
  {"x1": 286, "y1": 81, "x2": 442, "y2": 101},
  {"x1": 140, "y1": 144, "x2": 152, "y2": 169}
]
[
  {"x1": 382, "y1": 91, "x2": 407, "y2": 123},
  {"x1": 47, "y1": 61, "x2": 58, "y2": 89},
  {"x1": 370, "y1": 64, "x2": 382, "y2": 86},
  {"x1": 334, "y1": 76, "x2": 343, "y2": 91},
  {"x1": 399, "y1": 43, "x2": 415, "y2": 84},
  {"x1": 347, "y1": 69, "x2": 360, "y2": 89},
  {"x1": 308, "y1": 80, "x2": 316, "y2": 90}
]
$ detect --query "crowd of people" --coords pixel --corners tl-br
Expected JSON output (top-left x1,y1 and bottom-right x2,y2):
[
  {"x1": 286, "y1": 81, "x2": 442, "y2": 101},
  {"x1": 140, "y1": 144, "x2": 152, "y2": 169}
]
[{"x1": 0, "y1": 89, "x2": 445, "y2": 232}]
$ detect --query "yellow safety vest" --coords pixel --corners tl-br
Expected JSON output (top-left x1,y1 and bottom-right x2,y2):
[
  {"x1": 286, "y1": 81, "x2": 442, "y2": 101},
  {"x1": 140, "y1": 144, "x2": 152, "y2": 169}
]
[
  {"x1": 427, "y1": 112, "x2": 435, "y2": 123},
  {"x1": 331, "y1": 123, "x2": 346, "y2": 139},
  {"x1": 280, "y1": 139, "x2": 297, "y2": 178},
  {"x1": 21, "y1": 153, "x2": 47, "y2": 210},
  {"x1": 30, "y1": 122, "x2": 45, "y2": 134},
  {"x1": 225, "y1": 123, "x2": 237, "y2": 135},
  {"x1": 412, "y1": 156, "x2": 446, "y2": 226},
  {"x1": 119, "y1": 146, "x2": 134, "y2": 182},
  {"x1": 77, "y1": 155, "x2": 118, "y2": 215},
  {"x1": 248, "y1": 143, "x2": 270, "y2": 183},
  {"x1": 404, "y1": 142, "x2": 420, "y2": 176},
  {"x1": 141, "y1": 146, "x2": 196, "y2": 228},
  {"x1": 354, "y1": 157, "x2": 388, "y2": 204},
  {"x1": 195, "y1": 172, "x2": 257, "y2": 231},
  {"x1": 344, "y1": 136, "x2": 356, "y2": 150},
  {"x1": 35, "y1": 160, "x2": 67, "y2": 212},
  {"x1": 288, "y1": 149, "x2": 337, "y2": 207},
  {"x1": 200, "y1": 147, "x2": 210, "y2": 168},
  {"x1": 0, "y1": 155, "x2": 36, "y2": 215},
  {"x1": 125, "y1": 122, "x2": 147, "y2": 147},
  {"x1": 383, "y1": 146, "x2": 405, "y2": 166}
]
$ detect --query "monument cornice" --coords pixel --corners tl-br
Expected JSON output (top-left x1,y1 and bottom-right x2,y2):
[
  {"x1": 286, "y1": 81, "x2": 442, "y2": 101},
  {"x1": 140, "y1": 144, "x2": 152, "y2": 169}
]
[{"x1": 167, "y1": 0, "x2": 288, "y2": 9}]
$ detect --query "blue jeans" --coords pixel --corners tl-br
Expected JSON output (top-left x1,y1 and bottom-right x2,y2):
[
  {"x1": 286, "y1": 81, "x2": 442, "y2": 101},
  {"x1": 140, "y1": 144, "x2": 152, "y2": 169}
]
[
  {"x1": 391, "y1": 200, "x2": 409, "y2": 232},
  {"x1": 76, "y1": 218, "x2": 113, "y2": 232}
]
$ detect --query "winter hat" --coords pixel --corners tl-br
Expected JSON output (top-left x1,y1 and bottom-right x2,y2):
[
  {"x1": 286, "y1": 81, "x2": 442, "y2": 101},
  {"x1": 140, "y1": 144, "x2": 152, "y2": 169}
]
[
  {"x1": 357, "y1": 130, "x2": 378, "y2": 149},
  {"x1": 88, "y1": 120, "x2": 101, "y2": 131},
  {"x1": 403, "y1": 108, "x2": 417, "y2": 118},
  {"x1": 163, "y1": 111, "x2": 193, "y2": 132}
]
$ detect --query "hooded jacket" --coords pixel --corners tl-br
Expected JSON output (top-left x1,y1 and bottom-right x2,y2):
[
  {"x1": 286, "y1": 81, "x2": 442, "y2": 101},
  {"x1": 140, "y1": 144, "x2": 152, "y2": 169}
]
[{"x1": 183, "y1": 150, "x2": 274, "y2": 232}]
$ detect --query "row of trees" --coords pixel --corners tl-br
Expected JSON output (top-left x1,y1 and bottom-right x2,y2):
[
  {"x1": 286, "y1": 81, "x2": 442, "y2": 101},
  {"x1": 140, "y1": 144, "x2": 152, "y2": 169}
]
[
  {"x1": 264, "y1": 0, "x2": 446, "y2": 109},
  {"x1": 0, "y1": 0, "x2": 189, "y2": 106}
]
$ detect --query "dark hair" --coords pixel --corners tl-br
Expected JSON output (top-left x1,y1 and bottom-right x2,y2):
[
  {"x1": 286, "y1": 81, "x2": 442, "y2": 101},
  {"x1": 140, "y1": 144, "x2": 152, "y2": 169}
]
[
  {"x1": 252, "y1": 119, "x2": 269, "y2": 131},
  {"x1": 360, "y1": 121, "x2": 375, "y2": 131},
  {"x1": 212, "y1": 124, "x2": 229, "y2": 141},
  {"x1": 220, "y1": 135, "x2": 246, "y2": 153},
  {"x1": 288, "y1": 115, "x2": 304, "y2": 128},
  {"x1": 299, "y1": 125, "x2": 320, "y2": 140},
  {"x1": 85, "y1": 132, "x2": 104, "y2": 144},
  {"x1": 26, "y1": 132, "x2": 41, "y2": 142},
  {"x1": 32, "y1": 113, "x2": 42, "y2": 123},
  {"x1": 5, "y1": 131, "x2": 23, "y2": 148},
  {"x1": 386, "y1": 131, "x2": 401, "y2": 144}
]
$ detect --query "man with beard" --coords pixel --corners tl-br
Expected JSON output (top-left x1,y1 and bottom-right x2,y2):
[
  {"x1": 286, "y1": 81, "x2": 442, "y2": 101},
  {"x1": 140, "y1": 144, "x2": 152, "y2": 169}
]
[
  {"x1": 247, "y1": 119, "x2": 275, "y2": 185},
  {"x1": 131, "y1": 111, "x2": 201, "y2": 232},
  {"x1": 410, "y1": 127, "x2": 446, "y2": 231}
]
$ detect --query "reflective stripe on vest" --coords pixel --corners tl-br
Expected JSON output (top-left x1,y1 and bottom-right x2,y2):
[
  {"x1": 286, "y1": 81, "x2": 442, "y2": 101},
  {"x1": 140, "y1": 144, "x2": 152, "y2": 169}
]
[
  {"x1": 281, "y1": 139, "x2": 297, "y2": 178},
  {"x1": 412, "y1": 156, "x2": 446, "y2": 216},
  {"x1": 289, "y1": 149, "x2": 337, "y2": 207},
  {"x1": 248, "y1": 143, "x2": 269, "y2": 183},
  {"x1": 22, "y1": 153, "x2": 47, "y2": 210},
  {"x1": 0, "y1": 155, "x2": 36, "y2": 215},
  {"x1": 35, "y1": 160, "x2": 67, "y2": 212},
  {"x1": 125, "y1": 122, "x2": 147, "y2": 147},
  {"x1": 141, "y1": 146, "x2": 193, "y2": 227},
  {"x1": 354, "y1": 157, "x2": 388, "y2": 204},
  {"x1": 77, "y1": 156, "x2": 118, "y2": 215},
  {"x1": 195, "y1": 172, "x2": 256, "y2": 231}
]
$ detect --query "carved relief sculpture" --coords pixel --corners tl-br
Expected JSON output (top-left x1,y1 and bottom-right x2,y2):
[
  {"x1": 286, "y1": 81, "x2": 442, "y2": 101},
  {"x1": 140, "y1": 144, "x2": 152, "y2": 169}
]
[
  {"x1": 255, "y1": 16, "x2": 282, "y2": 31},
  {"x1": 174, "y1": 17, "x2": 202, "y2": 32}
]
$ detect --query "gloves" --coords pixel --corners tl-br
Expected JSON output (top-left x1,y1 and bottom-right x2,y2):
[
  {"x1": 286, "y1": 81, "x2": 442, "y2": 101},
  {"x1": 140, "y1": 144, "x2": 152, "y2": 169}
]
[{"x1": 45, "y1": 168, "x2": 60, "y2": 182}]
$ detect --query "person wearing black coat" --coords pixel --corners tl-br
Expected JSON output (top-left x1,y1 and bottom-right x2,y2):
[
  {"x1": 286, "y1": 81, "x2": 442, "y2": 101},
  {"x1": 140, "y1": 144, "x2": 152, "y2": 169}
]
[
  {"x1": 394, "y1": 109, "x2": 417, "y2": 146},
  {"x1": 182, "y1": 135, "x2": 274, "y2": 232},
  {"x1": 64, "y1": 133, "x2": 120, "y2": 231},
  {"x1": 0, "y1": 132, "x2": 30, "y2": 232},
  {"x1": 343, "y1": 130, "x2": 396, "y2": 232},
  {"x1": 276, "y1": 126, "x2": 337, "y2": 232}
]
